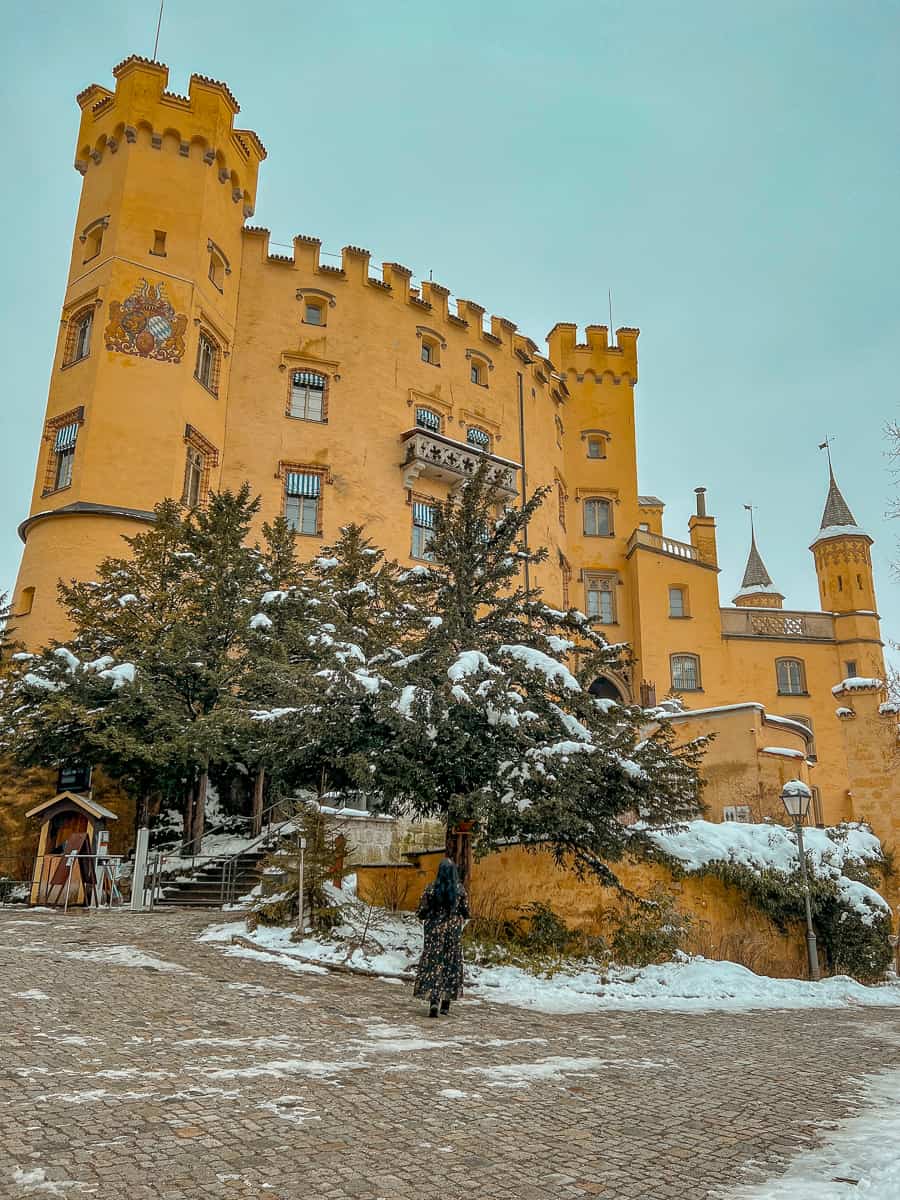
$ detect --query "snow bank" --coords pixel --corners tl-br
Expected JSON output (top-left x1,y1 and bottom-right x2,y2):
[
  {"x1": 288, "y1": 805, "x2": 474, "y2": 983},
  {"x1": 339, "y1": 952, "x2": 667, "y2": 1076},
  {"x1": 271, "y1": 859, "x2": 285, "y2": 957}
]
[
  {"x1": 209, "y1": 914, "x2": 900, "y2": 1015},
  {"x1": 642, "y1": 819, "x2": 889, "y2": 924}
]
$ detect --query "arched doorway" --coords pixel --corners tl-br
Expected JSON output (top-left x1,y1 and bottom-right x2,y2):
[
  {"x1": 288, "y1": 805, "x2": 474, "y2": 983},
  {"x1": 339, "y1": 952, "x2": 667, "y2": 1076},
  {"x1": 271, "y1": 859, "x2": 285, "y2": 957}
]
[{"x1": 589, "y1": 675, "x2": 626, "y2": 703}]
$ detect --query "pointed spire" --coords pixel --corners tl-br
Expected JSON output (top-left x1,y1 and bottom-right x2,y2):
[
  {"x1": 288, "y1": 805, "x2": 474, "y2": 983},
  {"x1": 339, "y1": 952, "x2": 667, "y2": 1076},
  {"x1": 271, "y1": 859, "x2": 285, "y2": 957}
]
[
  {"x1": 740, "y1": 527, "x2": 774, "y2": 590},
  {"x1": 733, "y1": 507, "x2": 784, "y2": 604},
  {"x1": 820, "y1": 464, "x2": 859, "y2": 530},
  {"x1": 812, "y1": 444, "x2": 869, "y2": 545}
]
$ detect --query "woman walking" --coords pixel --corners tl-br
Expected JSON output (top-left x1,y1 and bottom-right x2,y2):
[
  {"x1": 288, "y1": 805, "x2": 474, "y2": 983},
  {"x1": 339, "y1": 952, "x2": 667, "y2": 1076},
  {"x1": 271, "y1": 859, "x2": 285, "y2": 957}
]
[{"x1": 414, "y1": 857, "x2": 470, "y2": 1017}]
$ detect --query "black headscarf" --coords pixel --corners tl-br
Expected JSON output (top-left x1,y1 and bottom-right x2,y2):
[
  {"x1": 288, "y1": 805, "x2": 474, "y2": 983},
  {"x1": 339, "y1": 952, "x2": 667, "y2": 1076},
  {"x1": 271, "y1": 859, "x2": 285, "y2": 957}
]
[{"x1": 431, "y1": 857, "x2": 461, "y2": 912}]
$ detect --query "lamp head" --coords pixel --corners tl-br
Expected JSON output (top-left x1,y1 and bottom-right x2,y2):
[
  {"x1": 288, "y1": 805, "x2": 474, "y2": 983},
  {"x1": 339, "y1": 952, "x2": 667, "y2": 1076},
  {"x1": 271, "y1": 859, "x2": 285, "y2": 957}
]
[{"x1": 781, "y1": 779, "x2": 812, "y2": 820}]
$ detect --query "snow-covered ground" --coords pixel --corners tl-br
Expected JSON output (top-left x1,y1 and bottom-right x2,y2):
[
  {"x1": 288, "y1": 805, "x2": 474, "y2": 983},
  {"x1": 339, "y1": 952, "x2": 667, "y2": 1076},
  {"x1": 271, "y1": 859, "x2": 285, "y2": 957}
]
[
  {"x1": 200, "y1": 881, "x2": 900, "y2": 1015},
  {"x1": 720, "y1": 1070, "x2": 900, "y2": 1199}
]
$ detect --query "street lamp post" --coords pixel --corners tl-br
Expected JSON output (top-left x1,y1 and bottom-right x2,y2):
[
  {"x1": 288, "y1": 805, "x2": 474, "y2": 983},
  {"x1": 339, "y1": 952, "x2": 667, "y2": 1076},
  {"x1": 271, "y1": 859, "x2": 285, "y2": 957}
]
[{"x1": 781, "y1": 780, "x2": 820, "y2": 982}]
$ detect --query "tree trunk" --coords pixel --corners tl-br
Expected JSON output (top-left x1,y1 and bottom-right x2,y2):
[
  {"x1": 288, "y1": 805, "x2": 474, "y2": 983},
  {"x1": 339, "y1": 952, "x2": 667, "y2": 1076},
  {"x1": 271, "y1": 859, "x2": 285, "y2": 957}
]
[
  {"x1": 252, "y1": 767, "x2": 266, "y2": 837},
  {"x1": 445, "y1": 821, "x2": 474, "y2": 889},
  {"x1": 193, "y1": 768, "x2": 208, "y2": 852}
]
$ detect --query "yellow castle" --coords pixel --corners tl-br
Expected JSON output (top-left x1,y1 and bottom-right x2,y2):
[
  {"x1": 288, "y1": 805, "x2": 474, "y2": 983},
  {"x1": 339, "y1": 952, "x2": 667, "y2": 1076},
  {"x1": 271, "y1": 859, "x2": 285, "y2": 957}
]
[{"x1": 9, "y1": 57, "x2": 898, "y2": 848}]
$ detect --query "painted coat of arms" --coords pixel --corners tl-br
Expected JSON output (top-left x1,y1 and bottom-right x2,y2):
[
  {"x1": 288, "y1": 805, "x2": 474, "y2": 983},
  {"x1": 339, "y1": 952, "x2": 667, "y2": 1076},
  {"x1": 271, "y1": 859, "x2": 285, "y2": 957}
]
[{"x1": 105, "y1": 279, "x2": 187, "y2": 363}]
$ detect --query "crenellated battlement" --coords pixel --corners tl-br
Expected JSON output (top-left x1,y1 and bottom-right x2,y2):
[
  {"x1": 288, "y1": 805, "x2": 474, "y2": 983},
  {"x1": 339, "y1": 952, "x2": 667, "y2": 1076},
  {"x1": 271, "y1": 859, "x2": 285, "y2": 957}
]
[
  {"x1": 72, "y1": 57, "x2": 265, "y2": 214},
  {"x1": 239, "y1": 225, "x2": 593, "y2": 391},
  {"x1": 546, "y1": 323, "x2": 639, "y2": 383}
]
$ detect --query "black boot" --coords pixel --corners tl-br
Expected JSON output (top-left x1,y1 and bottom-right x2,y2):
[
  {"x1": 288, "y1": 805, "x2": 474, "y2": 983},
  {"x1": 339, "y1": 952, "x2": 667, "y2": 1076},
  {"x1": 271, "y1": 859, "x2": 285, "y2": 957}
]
[
  {"x1": 429, "y1": 1004, "x2": 439, "y2": 1018},
  {"x1": 440, "y1": 998, "x2": 451, "y2": 1015}
]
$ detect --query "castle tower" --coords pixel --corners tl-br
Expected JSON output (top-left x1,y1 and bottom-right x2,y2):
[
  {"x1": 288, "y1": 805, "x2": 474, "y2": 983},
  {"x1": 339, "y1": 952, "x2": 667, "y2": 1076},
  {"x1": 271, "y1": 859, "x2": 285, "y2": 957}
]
[
  {"x1": 10, "y1": 57, "x2": 265, "y2": 647},
  {"x1": 732, "y1": 514, "x2": 783, "y2": 608},
  {"x1": 810, "y1": 457, "x2": 884, "y2": 680}
]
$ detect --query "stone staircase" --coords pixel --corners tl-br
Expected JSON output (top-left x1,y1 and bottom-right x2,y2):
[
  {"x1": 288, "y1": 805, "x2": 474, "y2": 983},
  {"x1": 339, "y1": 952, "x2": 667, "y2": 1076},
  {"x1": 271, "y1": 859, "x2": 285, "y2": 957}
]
[{"x1": 154, "y1": 845, "x2": 270, "y2": 910}]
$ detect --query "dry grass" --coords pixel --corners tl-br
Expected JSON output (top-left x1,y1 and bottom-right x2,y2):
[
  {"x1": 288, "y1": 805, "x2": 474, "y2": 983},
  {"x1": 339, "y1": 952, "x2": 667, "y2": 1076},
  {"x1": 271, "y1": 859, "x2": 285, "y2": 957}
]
[{"x1": 370, "y1": 865, "x2": 414, "y2": 913}]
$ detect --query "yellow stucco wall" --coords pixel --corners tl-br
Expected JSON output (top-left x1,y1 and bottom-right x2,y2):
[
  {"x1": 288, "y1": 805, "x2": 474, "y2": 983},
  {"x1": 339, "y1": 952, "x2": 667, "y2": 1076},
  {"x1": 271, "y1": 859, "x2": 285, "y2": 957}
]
[
  {"x1": 357, "y1": 844, "x2": 810, "y2": 978},
  {"x1": 7, "y1": 55, "x2": 898, "y2": 854}
]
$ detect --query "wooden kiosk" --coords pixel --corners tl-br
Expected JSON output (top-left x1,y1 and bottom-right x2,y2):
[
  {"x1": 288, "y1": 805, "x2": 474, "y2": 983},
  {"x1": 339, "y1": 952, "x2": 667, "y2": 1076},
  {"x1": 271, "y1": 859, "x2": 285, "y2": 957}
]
[{"x1": 27, "y1": 792, "x2": 119, "y2": 907}]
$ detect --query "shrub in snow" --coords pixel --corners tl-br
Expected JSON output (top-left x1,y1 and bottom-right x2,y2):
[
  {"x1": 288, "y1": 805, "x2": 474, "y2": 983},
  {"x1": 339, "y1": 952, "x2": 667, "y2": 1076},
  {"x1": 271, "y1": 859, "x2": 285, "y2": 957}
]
[{"x1": 643, "y1": 819, "x2": 892, "y2": 981}]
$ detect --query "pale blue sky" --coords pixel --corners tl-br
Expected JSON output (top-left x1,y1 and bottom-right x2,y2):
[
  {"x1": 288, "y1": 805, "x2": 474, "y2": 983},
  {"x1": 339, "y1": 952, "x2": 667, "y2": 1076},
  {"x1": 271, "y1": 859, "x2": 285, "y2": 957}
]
[{"x1": 2, "y1": 1, "x2": 898, "y2": 661}]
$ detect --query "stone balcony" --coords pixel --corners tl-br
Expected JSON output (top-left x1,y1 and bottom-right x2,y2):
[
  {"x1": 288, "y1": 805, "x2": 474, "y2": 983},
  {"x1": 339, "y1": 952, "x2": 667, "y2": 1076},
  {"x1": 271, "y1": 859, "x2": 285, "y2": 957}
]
[
  {"x1": 399, "y1": 428, "x2": 520, "y2": 498},
  {"x1": 720, "y1": 607, "x2": 835, "y2": 642},
  {"x1": 626, "y1": 527, "x2": 705, "y2": 563}
]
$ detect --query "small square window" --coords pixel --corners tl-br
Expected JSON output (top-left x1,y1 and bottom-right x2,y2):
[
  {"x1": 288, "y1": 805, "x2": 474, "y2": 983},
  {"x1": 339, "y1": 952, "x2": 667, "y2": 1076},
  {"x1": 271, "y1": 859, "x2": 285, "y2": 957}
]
[
  {"x1": 151, "y1": 230, "x2": 167, "y2": 256},
  {"x1": 723, "y1": 805, "x2": 751, "y2": 824},
  {"x1": 421, "y1": 340, "x2": 439, "y2": 365},
  {"x1": 844, "y1": 660, "x2": 858, "y2": 679},
  {"x1": 304, "y1": 302, "x2": 323, "y2": 325},
  {"x1": 471, "y1": 362, "x2": 484, "y2": 385},
  {"x1": 587, "y1": 437, "x2": 606, "y2": 459}
]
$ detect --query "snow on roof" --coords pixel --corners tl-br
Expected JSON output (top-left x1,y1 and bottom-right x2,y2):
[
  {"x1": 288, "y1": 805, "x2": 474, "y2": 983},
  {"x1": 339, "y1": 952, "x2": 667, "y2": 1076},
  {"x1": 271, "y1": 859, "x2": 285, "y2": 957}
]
[
  {"x1": 638, "y1": 495, "x2": 665, "y2": 507},
  {"x1": 810, "y1": 523, "x2": 870, "y2": 547},
  {"x1": 760, "y1": 746, "x2": 805, "y2": 759},
  {"x1": 731, "y1": 583, "x2": 785, "y2": 602}
]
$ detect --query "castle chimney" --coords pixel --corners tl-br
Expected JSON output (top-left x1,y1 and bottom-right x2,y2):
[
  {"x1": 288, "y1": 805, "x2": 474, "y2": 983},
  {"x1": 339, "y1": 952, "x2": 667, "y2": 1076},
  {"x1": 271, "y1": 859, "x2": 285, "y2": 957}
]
[
  {"x1": 695, "y1": 487, "x2": 707, "y2": 517},
  {"x1": 688, "y1": 487, "x2": 717, "y2": 567}
]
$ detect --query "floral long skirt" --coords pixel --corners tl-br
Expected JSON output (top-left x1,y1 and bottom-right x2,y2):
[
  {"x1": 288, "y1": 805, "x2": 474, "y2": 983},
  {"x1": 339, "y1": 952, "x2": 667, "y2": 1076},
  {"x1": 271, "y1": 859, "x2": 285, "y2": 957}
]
[{"x1": 413, "y1": 912, "x2": 465, "y2": 1003}]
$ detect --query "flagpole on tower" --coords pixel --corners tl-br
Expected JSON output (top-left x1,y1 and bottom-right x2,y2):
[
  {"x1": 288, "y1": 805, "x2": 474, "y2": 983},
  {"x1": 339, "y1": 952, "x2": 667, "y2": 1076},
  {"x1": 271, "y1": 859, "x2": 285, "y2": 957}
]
[
  {"x1": 818, "y1": 436, "x2": 834, "y2": 473},
  {"x1": 153, "y1": 0, "x2": 165, "y2": 60}
]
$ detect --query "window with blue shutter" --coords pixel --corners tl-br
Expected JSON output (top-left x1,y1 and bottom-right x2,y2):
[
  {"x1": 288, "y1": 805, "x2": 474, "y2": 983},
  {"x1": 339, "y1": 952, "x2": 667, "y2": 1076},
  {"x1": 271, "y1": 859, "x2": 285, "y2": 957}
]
[
  {"x1": 53, "y1": 422, "x2": 80, "y2": 490},
  {"x1": 285, "y1": 472, "x2": 322, "y2": 535},
  {"x1": 411, "y1": 501, "x2": 437, "y2": 560},
  {"x1": 415, "y1": 407, "x2": 441, "y2": 433},
  {"x1": 289, "y1": 371, "x2": 326, "y2": 421}
]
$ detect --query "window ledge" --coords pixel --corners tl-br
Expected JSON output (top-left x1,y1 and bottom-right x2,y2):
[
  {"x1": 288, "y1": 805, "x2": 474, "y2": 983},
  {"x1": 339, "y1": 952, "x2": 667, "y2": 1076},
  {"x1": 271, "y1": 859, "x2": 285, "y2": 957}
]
[
  {"x1": 669, "y1": 614, "x2": 692, "y2": 620},
  {"x1": 286, "y1": 414, "x2": 328, "y2": 424},
  {"x1": 42, "y1": 484, "x2": 73, "y2": 498},
  {"x1": 674, "y1": 687, "x2": 704, "y2": 693},
  {"x1": 149, "y1": 250, "x2": 167, "y2": 258},
  {"x1": 60, "y1": 355, "x2": 89, "y2": 372},
  {"x1": 302, "y1": 320, "x2": 326, "y2": 329},
  {"x1": 777, "y1": 690, "x2": 810, "y2": 697},
  {"x1": 583, "y1": 532, "x2": 615, "y2": 538},
  {"x1": 194, "y1": 376, "x2": 219, "y2": 399}
]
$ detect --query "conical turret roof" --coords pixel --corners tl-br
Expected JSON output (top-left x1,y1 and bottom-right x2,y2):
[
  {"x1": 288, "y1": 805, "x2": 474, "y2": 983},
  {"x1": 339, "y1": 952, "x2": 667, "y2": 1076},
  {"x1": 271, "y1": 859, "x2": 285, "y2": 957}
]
[
  {"x1": 811, "y1": 464, "x2": 869, "y2": 546},
  {"x1": 733, "y1": 527, "x2": 783, "y2": 603}
]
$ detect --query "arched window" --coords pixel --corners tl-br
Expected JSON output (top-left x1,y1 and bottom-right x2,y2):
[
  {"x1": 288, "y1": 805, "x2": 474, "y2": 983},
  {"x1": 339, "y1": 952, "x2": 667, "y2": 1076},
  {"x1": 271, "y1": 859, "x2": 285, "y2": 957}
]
[
  {"x1": 776, "y1": 658, "x2": 806, "y2": 696},
  {"x1": 415, "y1": 406, "x2": 442, "y2": 434},
  {"x1": 64, "y1": 308, "x2": 94, "y2": 366},
  {"x1": 195, "y1": 331, "x2": 220, "y2": 395},
  {"x1": 288, "y1": 371, "x2": 327, "y2": 422},
  {"x1": 583, "y1": 497, "x2": 612, "y2": 537},
  {"x1": 671, "y1": 653, "x2": 701, "y2": 692},
  {"x1": 466, "y1": 425, "x2": 491, "y2": 452}
]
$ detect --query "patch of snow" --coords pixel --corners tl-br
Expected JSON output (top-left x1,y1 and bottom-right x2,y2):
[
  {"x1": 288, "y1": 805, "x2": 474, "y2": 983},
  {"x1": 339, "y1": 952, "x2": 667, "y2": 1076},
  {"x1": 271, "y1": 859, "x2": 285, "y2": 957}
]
[
  {"x1": 52, "y1": 647, "x2": 80, "y2": 672},
  {"x1": 878, "y1": 701, "x2": 899, "y2": 715},
  {"x1": 761, "y1": 746, "x2": 805, "y2": 759},
  {"x1": 812, "y1": 523, "x2": 869, "y2": 545},
  {"x1": 447, "y1": 650, "x2": 500, "y2": 682},
  {"x1": 12, "y1": 1167, "x2": 95, "y2": 1195},
  {"x1": 117, "y1": 593, "x2": 138, "y2": 606},
  {"x1": 98, "y1": 662, "x2": 136, "y2": 688},
  {"x1": 61, "y1": 945, "x2": 186, "y2": 972},
  {"x1": 835, "y1": 706, "x2": 855, "y2": 718},
  {"x1": 499, "y1": 644, "x2": 580, "y2": 691},
  {"x1": 13, "y1": 989, "x2": 51, "y2": 1001},
  {"x1": 249, "y1": 613, "x2": 273, "y2": 630},
  {"x1": 642, "y1": 819, "x2": 889, "y2": 924},
  {"x1": 260, "y1": 589, "x2": 289, "y2": 604},
  {"x1": 23, "y1": 673, "x2": 60, "y2": 692},
  {"x1": 832, "y1": 677, "x2": 884, "y2": 695},
  {"x1": 315, "y1": 556, "x2": 339, "y2": 569},
  {"x1": 723, "y1": 1069, "x2": 900, "y2": 1199}
]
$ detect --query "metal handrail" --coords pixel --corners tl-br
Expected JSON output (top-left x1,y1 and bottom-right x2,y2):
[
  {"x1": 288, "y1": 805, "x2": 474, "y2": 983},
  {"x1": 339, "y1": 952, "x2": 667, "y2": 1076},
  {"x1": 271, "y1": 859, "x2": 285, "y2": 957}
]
[{"x1": 155, "y1": 795, "x2": 295, "y2": 868}]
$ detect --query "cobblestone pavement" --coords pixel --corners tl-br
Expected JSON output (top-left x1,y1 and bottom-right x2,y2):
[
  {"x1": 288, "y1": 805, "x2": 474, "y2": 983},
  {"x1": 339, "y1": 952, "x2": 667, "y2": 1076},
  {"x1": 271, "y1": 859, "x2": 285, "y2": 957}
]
[{"x1": 2, "y1": 909, "x2": 900, "y2": 1200}]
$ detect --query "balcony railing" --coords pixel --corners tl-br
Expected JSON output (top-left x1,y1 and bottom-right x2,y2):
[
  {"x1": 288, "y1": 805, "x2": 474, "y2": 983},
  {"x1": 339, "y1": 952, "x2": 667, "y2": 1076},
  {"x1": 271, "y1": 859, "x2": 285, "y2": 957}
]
[
  {"x1": 627, "y1": 528, "x2": 701, "y2": 562},
  {"x1": 400, "y1": 428, "x2": 520, "y2": 498},
  {"x1": 720, "y1": 608, "x2": 835, "y2": 641}
]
